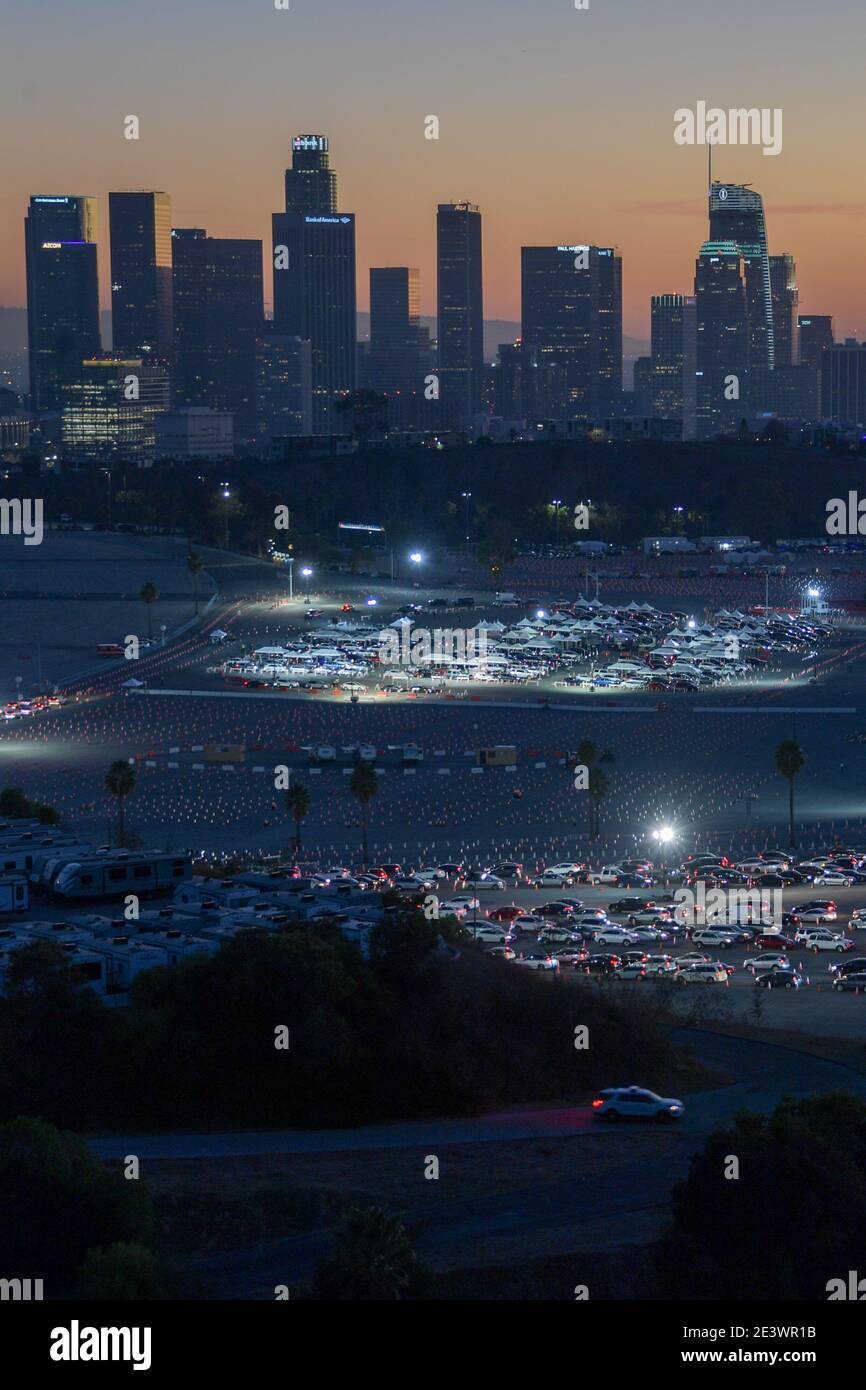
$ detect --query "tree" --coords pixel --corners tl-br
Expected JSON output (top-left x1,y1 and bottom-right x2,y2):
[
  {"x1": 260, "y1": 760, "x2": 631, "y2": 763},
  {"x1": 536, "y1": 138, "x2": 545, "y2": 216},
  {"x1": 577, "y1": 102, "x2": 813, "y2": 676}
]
[
  {"x1": 0, "y1": 786, "x2": 60, "y2": 825},
  {"x1": 105, "y1": 759, "x2": 136, "y2": 847},
  {"x1": 657, "y1": 1094, "x2": 866, "y2": 1300},
  {"x1": 587, "y1": 765, "x2": 610, "y2": 840},
  {"x1": 187, "y1": 551, "x2": 204, "y2": 616},
  {"x1": 349, "y1": 761, "x2": 378, "y2": 866},
  {"x1": 774, "y1": 739, "x2": 805, "y2": 848},
  {"x1": 139, "y1": 580, "x2": 159, "y2": 641},
  {"x1": 334, "y1": 390, "x2": 388, "y2": 446},
  {"x1": 285, "y1": 781, "x2": 311, "y2": 855},
  {"x1": 0, "y1": 1118, "x2": 155, "y2": 1297},
  {"x1": 75, "y1": 1243, "x2": 163, "y2": 1300},
  {"x1": 311, "y1": 1205, "x2": 427, "y2": 1300}
]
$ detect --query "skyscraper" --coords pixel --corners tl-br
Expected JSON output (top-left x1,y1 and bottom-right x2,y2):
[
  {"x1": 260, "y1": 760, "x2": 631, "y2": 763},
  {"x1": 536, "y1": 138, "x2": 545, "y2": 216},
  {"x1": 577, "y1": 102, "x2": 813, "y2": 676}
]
[
  {"x1": 368, "y1": 268, "x2": 422, "y2": 395},
  {"x1": 60, "y1": 355, "x2": 170, "y2": 461},
  {"x1": 109, "y1": 192, "x2": 173, "y2": 357},
  {"x1": 521, "y1": 244, "x2": 622, "y2": 419},
  {"x1": 272, "y1": 211, "x2": 356, "y2": 433},
  {"x1": 694, "y1": 240, "x2": 749, "y2": 438},
  {"x1": 709, "y1": 182, "x2": 773, "y2": 371},
  {"x1": 25, "y1": 195, "x2": 101, "y2": 414},
  {"x1": 285, "y1": 135, "x2": 337, "y2": 215},
  {"x1": 821, "y1": 341, "x2": 866, "y2": 427},
  {"x1": 798, "y1": 315, "x2": 834, "y2": 369},
  {"x1": 255, "y1": 334, "x2": 313, "y2": 440},
  {"x1": 769, "y1": 254, "x2": 798, "y2": 367},
  {"x1": 172, "y1": 229, "x2": 263, "y2": 441},
  {"x1": 273, "y1": 135, "x2": 356, "y2": 434},
  {"x1": 437, "y1": 203, "x2": 484, "y2": 419},
  {"x1": 650, "y1": 294, "x2": 686, "y2": 418}
]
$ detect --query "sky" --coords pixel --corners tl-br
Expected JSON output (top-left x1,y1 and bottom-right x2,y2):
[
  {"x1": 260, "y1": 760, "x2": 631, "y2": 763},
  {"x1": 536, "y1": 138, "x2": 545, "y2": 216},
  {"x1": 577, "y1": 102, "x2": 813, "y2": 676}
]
[{"x1": 1, "y1": 0, "x2": 864, "y2": 340}]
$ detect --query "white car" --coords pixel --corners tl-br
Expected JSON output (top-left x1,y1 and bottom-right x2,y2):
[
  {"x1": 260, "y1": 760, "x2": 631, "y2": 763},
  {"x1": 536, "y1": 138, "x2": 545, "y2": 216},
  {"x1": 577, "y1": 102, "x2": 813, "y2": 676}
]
[
  {"x1": 464, "y1": 875, "x2": 506, "y2": 892},
  {"x1": 513, "y1": 953, "x2": 559, "y2": 972},
  {"x1": 440, "y1": 897, "x2": 479, "y2": 916},
  {"x1": 676, "y1": 962, "x2": 729, "y2": 985},
  {"x1": 804, "y1": 931, "x2": 854, "y2": 953},
  {"x1": 587, "y1": 866, "x2": 623, "y2": 885},
  {"x1": 793, "y1": 905, "x2": 838, "y2": 923},
  {"x1": 693, "y1": 927, "x2": 739, "y2": 948},
  {"x1": 595, "y1": 926, "x2": 639, "y2": 946},
  {"x1": 468, "y1": 923, "x2": 511, "y2": 944},
  {"x1": 643, "y1": 955, "x2": 679, "y2": 977},
  {"x1": 813, "y1": 872, "x2": 854, "y2": 886},
  {"x1": 592, "y1": 1086, "x2": 685, "y2": 1121},
  {"x1": 676, "y1": 951, "x2": 713, "y2": 967},
  {"x1": 546, "y1": 862, "x2": 584, "y2": 876},
  {"x1": 534, "y1": 870, "x2": 575, "y2": 887},
  {"x1": 625, "y1": 908, "x2": 673, "y2": 925},
  {"x1": 744, "y1": 950, "x2": 790, "y2": 973}
]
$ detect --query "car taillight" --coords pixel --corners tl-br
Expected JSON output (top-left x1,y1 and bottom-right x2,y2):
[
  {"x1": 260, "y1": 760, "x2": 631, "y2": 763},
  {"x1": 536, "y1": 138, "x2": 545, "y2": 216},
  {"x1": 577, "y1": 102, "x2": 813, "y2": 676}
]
[{"x1": 591, "y1": 1099, "x2": 604, "y2": 1109}]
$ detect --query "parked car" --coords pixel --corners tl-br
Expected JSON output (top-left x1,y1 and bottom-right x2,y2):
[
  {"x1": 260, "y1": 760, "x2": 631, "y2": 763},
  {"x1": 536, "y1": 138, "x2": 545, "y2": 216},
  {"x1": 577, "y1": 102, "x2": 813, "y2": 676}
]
[
  {"x1": 513, "y1": 951, "x2": 559, "y2": 972},
  {"x1": 744, "y1": 950, "x2": 790, "y2": 973},
  {"x1": 755, "y1": 968, "x2": 803, "y2": 989},
  {"x1": 677, "y1": 962, "x2": 729, "y2": 985}
]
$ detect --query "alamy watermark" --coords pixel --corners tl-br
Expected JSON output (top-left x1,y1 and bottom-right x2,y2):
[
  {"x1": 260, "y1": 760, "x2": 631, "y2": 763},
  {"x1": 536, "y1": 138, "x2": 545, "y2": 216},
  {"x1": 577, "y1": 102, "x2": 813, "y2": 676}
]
[
  {"x1": 674, "y1": 102, "x2": 782, "y2": 156},
  {"x1": 0, "y1": 498, "x2": 43, "y2": 546},
  {"x1": 378, "y1": 625, "x2": 489, "y2": 666}
]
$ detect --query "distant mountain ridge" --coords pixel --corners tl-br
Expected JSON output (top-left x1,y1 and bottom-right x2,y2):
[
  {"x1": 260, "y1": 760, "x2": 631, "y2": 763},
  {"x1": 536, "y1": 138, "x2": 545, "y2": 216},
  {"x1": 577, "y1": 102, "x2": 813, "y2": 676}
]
[{"x1": 0, "y1": 307, "x2": 648, "y2": 378}]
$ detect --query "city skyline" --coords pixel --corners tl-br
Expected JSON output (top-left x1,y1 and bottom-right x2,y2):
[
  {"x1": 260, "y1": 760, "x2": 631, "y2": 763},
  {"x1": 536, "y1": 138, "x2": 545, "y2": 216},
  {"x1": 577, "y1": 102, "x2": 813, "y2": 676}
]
[{"x1": 2, "y1": 0, "x2": 864, "y2": 338}]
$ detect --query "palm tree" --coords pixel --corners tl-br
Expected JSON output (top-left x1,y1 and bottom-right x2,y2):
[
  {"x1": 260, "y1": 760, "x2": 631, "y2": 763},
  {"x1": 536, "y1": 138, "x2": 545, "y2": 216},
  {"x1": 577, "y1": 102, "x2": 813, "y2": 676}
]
[
  {"x1": 285, "y1": 782, "x2": 311, "y2": 856},
  {"x1": 105, "y1": 759, "x2": 136, "y2": 847},
  {"x1": 587, "y1": 765, "x2": 610, "y2": 840},
  {"x1": 349, "y1": 761, "x2": 378, "y2": 866},
  {"x1": 139, "y1": 581, "x2": 159, "y2": 642},
  {"x1": 774, "y1": 740, "x2": 805, "y2": 848},
  {"x1": 187, "y1": 552, "x2": 204, "y2": 616},
  {"x1": 313, "y1": 1205, "x2": 423, "y2": 1301}
]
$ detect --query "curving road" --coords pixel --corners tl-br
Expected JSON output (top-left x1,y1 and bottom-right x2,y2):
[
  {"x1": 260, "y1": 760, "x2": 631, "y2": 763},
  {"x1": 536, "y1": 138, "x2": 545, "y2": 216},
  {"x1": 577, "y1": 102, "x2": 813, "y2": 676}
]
[{"x1": 88, "y1": 1030, "x2": 866, "y2": 1297}]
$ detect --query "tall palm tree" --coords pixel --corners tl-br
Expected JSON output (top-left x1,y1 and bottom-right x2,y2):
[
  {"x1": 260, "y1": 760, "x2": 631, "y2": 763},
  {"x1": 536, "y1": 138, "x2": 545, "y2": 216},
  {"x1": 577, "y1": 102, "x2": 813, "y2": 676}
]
[
  {"x1": 774, "y1": 740, "x2": 805, "y2": 848},
  {"x1": 105, "y1": 760, "x2": 136, "y2": 847},
  {"x1": 349, "y1": 761, "x2": 378, "y2": 866},
  {"x1": 285, "y1": 782, "x2": 311, "y2": 856},
  {"x1": 587, "y1": 765, "x2": 610, "y2": 840},
  {"x1": 139, "y1": 581, "x2": 159, "y2": 642},
  {"x1": 187, "y1": 552, "x2": 204, "y2": 616}
]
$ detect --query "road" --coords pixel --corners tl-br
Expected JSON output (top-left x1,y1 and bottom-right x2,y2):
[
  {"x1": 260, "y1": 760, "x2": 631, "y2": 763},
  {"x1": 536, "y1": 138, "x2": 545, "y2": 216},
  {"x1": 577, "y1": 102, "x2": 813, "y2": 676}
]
[{"x1": 89, "y1": 1030, "x2": 866, "y2": 1297}]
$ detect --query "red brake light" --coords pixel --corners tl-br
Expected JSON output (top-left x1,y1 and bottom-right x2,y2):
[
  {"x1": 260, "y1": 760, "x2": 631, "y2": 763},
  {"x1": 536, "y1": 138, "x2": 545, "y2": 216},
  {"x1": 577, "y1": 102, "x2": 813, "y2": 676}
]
[{"x1": 591, "y1": 1098, "x2": 604, "y2": 1109}]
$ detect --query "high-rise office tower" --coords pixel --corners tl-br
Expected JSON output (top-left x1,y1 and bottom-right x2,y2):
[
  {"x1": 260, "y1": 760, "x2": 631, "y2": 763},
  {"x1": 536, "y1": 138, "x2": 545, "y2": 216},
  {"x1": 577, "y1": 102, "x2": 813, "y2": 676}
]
[
  {"x1": 769, "y1": 254, "x2": 798, "y2": 367},
  {"x1": 495, "y1": 340, "x2": 539, "y2": 419},
  {"x1": 694, "y1": 240, "x2": 749, "y2": 438},
  {"x1": 25, "y1": 195, "x2": 101, "y2": 414},
  {"x1": 437, "y1": 202, "x2": 484, "y2": 418},
  {"x1": 632, "y1": 357, "x2": 653, "y2": 415},
  {"x1": 650, "y1": 294, "x2": 687, "y2": 418},
  {"x1": 368, "y1": 268, "x2": 423, "y2": 395},
  {"x1": 798, "y1": 315, "x2": 834, "y2": 369},
  {"x1": 821, "y1": 341, "x2": 866, "y2": 427},
  {"x1": 521, "y1": 244, "x2": 622, "y2": 419},
  {"x1": 254, "y1": 334, "x2": 313, "y2": 440},
  {"x1": 272, "y1": 135, "x2": 356, "y2": 434},
  {"x1": 109, "y1": 192, "x2": 173, "y2": 357},
  {"x1": 709, "y1": 182, "x2": 773, "y2": 371},
  {"x1": 60, "y1": 355, "x2": 170, "y2": 461},
  {"x1": 172, "y1": 229, "x2": 263, "y2": 441},
  {"x1": 681, "y1": 296, "x2": 698, "y2": 440},
  {"x1": 285, "y1": 135, "x2": 337, "y2": 215},
  {"x1": 272, "y1": 211, "x2": 356, "y2": 434}
]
